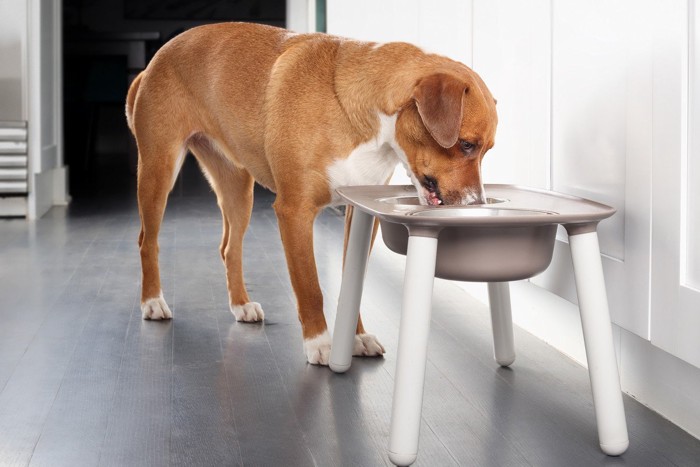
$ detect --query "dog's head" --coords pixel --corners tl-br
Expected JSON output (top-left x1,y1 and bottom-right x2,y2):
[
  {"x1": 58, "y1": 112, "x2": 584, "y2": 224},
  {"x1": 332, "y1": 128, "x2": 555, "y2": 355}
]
[{"x1": 396, "y1": 72, "x2": 497, "y2": 205}]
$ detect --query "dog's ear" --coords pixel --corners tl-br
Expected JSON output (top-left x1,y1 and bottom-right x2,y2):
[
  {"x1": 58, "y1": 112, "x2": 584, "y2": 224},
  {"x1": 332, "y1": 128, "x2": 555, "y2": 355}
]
[{"x1": 413, "y1": 73, "x2": 466, "y2": 149}]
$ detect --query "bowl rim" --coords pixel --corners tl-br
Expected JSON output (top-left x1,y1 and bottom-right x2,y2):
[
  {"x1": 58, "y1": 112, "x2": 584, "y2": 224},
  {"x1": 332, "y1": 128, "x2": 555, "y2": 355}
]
[{"x1": 336, "y1": 184, "x2": 616, "y2": 231}]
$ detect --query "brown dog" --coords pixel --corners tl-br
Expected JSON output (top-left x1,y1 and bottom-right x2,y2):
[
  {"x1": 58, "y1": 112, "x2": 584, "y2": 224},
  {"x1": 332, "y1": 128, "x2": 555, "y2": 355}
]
[{"x1": 126, "y1": 22, "x2": 497, "y2": 365}]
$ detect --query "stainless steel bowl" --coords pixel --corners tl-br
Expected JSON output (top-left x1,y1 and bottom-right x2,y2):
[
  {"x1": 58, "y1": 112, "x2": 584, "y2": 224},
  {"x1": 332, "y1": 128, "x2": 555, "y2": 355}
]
[
  {"x1": 379, "y1": 218, "x2": 558, "y2": 282},
  {"x1": 336, "y1": 185, "x2": 615, "y2": 283}
]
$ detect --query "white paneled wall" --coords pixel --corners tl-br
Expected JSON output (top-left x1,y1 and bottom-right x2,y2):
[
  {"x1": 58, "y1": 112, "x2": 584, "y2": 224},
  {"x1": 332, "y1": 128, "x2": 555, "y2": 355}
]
[
  {"x1": 473, "y1": 0, "x2": 551, "y2": 189},
  {"x1": 327, "y1": 0, "x2": 472, "y2": 66},
  {"x1": 551, "y1": 0, "x2": 628, "y2": 260},
  {"x1": 650, "y1": 0, "x2": 700, "y2": 371},
  {"x1": 0, "y1": 0, "x2": 27, "y2": 120},
  {"x1": 327, "y1": 0, "x2": 700, "y2": 438},
  {"x1": 416, "y1": 0, "x2": 472, "y2": 66},
  {"x1": 328, "y1": 0, "x2": 420, "y2": 44},
  {"x1": 690, "y1": 0, "x2": 700, "y2": 290},
  {"x1": 532, "y1": 0, "x2": 654, "y2": 339}
]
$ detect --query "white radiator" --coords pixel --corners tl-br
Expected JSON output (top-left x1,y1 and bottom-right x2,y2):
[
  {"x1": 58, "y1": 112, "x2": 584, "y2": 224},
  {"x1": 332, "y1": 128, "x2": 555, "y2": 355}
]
[{"x1": 0, "y1": 121, "x2": 28, "y2": 216}]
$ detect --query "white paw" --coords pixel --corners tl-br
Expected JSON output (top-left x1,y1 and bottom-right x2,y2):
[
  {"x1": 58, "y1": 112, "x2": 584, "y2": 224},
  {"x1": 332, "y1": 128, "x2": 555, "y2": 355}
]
[
  {"x1": 353, "y1": 333, "x2": 386, "y2": 357},
  {"x1": 230, "y1": 302, "x2": 265, "y2": 322},
  {"x1": 141, "y1": 292, "x2": 172, "y2": 320},
  {"x1": 304, "y1": 330, "x2": 332, "y2": 365}
]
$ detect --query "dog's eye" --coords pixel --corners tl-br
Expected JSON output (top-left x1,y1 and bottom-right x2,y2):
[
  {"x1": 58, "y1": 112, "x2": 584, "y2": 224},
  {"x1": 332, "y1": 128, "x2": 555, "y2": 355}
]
[{"x1": 459, "y1": 140, "x2": 475, "y2": 153}]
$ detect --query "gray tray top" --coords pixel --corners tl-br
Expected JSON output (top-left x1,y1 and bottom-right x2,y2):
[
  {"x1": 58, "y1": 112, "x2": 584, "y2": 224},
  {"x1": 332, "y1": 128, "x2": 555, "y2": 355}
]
[{"x1": 336, "y1": 184, "x2": 616, "y2": 229}]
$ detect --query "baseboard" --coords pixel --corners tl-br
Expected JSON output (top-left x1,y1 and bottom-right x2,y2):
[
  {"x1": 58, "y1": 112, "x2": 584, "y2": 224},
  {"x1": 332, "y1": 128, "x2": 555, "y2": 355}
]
[
  {"x1": 28, "y1": 165, "x2": 70, "y2": 219},
  {"x1": 53, "y1": 165, "x2": 70, "y2": 205},
  {"x1": 454, "y1": 280, "x2": 700, "y2": 440},
  {"x1": 0, "y1": 196, "x2": 27, "y2": 217},
  {"x1": 618, "y1": 326, "x2": 700, "y2": 440}
]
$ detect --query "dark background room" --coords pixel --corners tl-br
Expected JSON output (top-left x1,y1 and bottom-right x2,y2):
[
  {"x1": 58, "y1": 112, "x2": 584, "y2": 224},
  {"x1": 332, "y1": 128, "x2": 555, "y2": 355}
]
[{"x1": 62, "y1": 0, "x2": 285, "y2": 197}]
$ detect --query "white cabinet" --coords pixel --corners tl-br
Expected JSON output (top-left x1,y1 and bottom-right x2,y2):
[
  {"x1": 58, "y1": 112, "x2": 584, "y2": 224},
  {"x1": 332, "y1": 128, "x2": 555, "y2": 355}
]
[
  {"x1": 473, "y1": 0, "x2": 656, "y2": 340},
  {"x1": 473, "y1": 0, "x2": 551, "y2": 189},
  {"x1": 325, "y1": 0, "x2": 700, "y2": 436},
  {"x1": 650, "y1": 1, "x2": 700, "y2": 368},
  {"x1": 326, "y1": 0, "x2": 700, "y2": 368}
]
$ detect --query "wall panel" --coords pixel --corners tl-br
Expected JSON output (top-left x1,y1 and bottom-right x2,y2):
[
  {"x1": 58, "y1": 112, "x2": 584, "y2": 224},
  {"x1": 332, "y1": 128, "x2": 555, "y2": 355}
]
[{"x1": 473, "y1": 0, "x2": 551, "y2": 189}]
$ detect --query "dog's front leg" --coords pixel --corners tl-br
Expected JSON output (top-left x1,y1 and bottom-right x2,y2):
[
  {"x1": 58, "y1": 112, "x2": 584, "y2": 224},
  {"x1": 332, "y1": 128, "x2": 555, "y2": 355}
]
[
  {"x1": 342, "y1": 206, "x2": 386, "y2": 357},
  {"x1": 273, "y1": 200, "x2": 331, "y2": 364}
]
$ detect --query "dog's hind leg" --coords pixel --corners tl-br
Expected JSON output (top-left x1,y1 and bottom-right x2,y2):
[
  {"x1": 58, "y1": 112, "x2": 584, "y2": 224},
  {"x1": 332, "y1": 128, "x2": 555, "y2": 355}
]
[
  {"x1": 137, "y1": 140, "x2": 186, "y2": 320},
  {"x1": 189, "y1": 138, "x2": 263, "y2": 322},
  {"x1": 128, "y1": 68, "x2": 194, "y2": 320}
]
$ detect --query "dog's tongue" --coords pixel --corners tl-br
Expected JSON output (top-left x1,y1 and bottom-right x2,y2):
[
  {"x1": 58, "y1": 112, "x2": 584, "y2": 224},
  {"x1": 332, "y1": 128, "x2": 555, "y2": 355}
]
[{"x1": 427, "y1": 192, "x2": 442, "y2": 206}]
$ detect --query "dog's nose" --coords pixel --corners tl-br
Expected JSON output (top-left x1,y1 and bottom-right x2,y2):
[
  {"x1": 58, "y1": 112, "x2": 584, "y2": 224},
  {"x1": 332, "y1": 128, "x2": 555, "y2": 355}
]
[{"x1": 462, "y1": 190, "x2": 486, "y2": 205}]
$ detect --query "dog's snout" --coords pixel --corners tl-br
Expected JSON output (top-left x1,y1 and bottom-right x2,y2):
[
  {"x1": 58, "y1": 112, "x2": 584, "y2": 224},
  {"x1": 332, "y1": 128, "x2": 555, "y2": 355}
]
[
  {"x1": 438, "y1": 188, "x2": 485, "y2": 206},
  {"x1": 462, "y1": 189, "x2": 486, "y2": 205}
]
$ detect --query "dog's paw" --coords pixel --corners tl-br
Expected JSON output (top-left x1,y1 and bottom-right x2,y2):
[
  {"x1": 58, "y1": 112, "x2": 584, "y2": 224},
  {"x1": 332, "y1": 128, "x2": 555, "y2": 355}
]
[
  {"x1": 230, "y1": 302, "x2": 265, "y2": 322},
  {"x1": 141, "y1": 292, "x2": 172, "y2": 320},
  {"x1": 304, "y1": 330, "x2": 332, "y2": 365},
  {"x1": 353, "y1": 333, "x2": 386, "y2": 357}
]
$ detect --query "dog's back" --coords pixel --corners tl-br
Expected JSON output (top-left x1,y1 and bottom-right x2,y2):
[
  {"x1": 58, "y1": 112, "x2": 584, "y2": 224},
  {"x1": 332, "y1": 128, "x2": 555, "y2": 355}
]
[{"x1": 127, "y1": 23, "x2": 289, "y2": 149}]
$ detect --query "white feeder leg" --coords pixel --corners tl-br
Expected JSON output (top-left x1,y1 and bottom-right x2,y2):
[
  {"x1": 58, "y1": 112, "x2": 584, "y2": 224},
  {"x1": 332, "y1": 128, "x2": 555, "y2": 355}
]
[
  {"x1": 329, "y1": 208, "x2": 374, "y2": 373},
  {"x1": 487, "y1": 282, "x2": 515, "y2": 367},
  {"x1": 569, "y1": 231, "x2": 629, "y2": 456},
  {"x1": 388, "y1": 234, "x2": 438, "y2": 466}
]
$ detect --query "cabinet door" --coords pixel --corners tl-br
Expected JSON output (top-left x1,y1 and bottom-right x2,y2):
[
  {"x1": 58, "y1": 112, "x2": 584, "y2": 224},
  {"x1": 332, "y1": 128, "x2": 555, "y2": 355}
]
[
  {"x1": 650, "y1": 1, "x2": 700, "y2": 369},
  {"x1": 474, "y1": 0, "x2": 654, "y2": 339},
  {"x1": 547, "y1": 0, "x2": 654, "y2": 339},
  {"x1": 475, "y1": 0, "x2": 654, "y2": 339}
]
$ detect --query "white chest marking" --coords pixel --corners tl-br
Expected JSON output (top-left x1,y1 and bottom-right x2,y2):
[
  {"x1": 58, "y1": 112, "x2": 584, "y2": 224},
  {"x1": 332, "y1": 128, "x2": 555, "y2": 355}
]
[{"x1": 326, "y1": 113, "x2": 405, "y2": 205}]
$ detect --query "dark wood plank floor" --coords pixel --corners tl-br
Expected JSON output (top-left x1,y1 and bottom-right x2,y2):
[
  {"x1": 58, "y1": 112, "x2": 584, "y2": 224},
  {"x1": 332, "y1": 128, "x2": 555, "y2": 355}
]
[{"x1": 1, "y1": 160, "x2": 699, "y2": 466}]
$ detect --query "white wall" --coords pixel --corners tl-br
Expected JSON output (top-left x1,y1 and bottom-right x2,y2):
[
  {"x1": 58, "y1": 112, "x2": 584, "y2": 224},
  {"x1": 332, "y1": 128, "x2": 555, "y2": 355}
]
[
  {"x1": 328, "y1": 0, "x2": 700, "y2": 440},
  {"x1": 0, "y1": 0, "x2": 27, "y2": 121},
  {"x1": 688, "y1": 2, "x2": 700, "y2": 291},
  {"x1": 649, "y1": 0, "x2": 700, "y2": 376},
  {"x1": 286, "y1": 0, "x2": 309, "y2": 32},
  {"x1": 328, "y1": 0, "x2": 472, "y2": 67}
]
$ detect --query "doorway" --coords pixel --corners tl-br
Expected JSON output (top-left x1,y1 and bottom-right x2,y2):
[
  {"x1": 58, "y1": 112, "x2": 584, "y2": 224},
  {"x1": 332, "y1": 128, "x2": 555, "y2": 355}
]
[{"x1": 62, "y1": 0, "x2": 286, "y2": 198}]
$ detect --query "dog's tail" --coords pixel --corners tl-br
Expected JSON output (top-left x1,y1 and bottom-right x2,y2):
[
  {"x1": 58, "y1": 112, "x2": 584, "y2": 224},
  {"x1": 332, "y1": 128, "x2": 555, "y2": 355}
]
[{"x1": 125, "y1": 71, "x2": 144, "y2": 134}]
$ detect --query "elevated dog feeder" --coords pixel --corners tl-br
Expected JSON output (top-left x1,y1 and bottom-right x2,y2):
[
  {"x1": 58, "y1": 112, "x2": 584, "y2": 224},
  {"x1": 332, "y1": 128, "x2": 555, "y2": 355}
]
[{"x1": 329, "y1": 184, "x2": 628, "y2": 466}]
